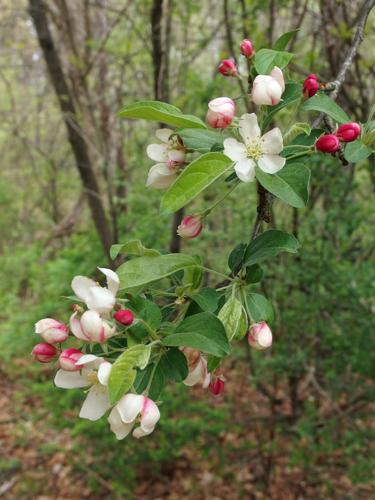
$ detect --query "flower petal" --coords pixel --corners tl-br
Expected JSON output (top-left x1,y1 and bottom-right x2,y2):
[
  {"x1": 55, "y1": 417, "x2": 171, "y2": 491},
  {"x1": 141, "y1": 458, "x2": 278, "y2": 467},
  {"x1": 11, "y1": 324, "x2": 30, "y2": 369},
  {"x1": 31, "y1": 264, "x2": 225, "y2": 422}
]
[
  {"x1": 155, "y1": 128, "x2": 174, "y2": 143},
  {"x1": 98, "y1": 267, "x2": 120, "y2": 296},
  {"x1": 234, "y1": 158, "x2": 256, "y2": 182},
  {"x1": 35, "y1": 318, "x2": 61, "y2": 333},
  {"x1": 77, "y1": 354, "x2": 103, "y2": 368},
  {"x1": 167, "y1": 149, "x2": 185, "y2": 163},
  {"x1": 108, "y1": 407, "x2": 135, "y2": 439},
  {"x1": 79, "y1": 385, "x2": 110, "y2": 421},
  {"x1": 183, "y1": 359, "x2": 205, "y2": 386},
  {"x1": 54, "y1": 369, "x2": 89, "y2": 389},
  {"x1": 270, "y1": 66, "x2": 285, "y2": 92},
  {"x1": 86, "y1": 287, "x2": 116, "y2": 315},
  {"x1": 140, "y1": 398, "x2": 160, "y2": 432},
  {"x1": 146, "y1": 143, "x2": 168, "y2": 162},
  {"x1": 239, "y1": 113, "x2": 260, "y2": 145},
  {"x1": 133, "y1": 425, "x2": 154, "y2": 439},
  {"x1": 81, "y1": 310, "x2": 105, "y2": 342},
  {"x1": 97, "y1": 361, "x2": 112, "y2": 386},
  {"x1": 116, "y1": 393, "x2": 144, "y2": 423},
  {"x1": 223, "y1": 138, "x2": 247, "y2": 161},
  {"x1": 146, "y1": 163, "x2": 177, "y2": 189},
  {"x1": 70, "y1": 312, "x2": 88, "y2": 341},
  {"x1": 262, "y1": 127, "x2": 284, "y2": 155},
  {"x1": 71, "y1": 276, "x2": 96, "y2": 302},
  {"x1": 258, "y1": 154, "x2": 286, "y2": 174}
]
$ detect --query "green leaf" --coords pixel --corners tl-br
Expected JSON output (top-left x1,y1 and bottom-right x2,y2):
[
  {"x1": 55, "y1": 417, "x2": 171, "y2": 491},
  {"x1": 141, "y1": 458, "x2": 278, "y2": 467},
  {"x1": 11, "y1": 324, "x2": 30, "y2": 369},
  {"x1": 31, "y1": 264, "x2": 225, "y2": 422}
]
[
  {"x1": 284, "y1": 122, "x2": 311, "y2": 144},
  {"x1": 246, "y1": 293, "x2": 274, "y2": 323},
  {"x1": 273, "y1": 29, "x2": 299, "y2": 51},
  {"x1": 148, "y1": 364, "x2": 165, "y2": 400},
  {"x1": 254, "y1": 48, "x2": 294, "y2": 74},
  {"x1": 244, "y1": 230, "x2": 300, "y2": 266},
  {"x1": 183, "y1": 265, "x2": 203, "y2": 292},
  {"x1": 159, "y1": 348, "x2": 188, "y2": 382},
  {"x1": 245, "y1": 264, "x2": 263, "y2": 283},
  {"x1": 118, "y1": 100, "x2": 206, "y2": 129},
  {"x1": 117, "y1": 254, "x2": 198, "y2": 290},
  {"x1": 162, "y1": 312, "x2": 230, "y2": 357},
  {"x1": 301, "y1": 93, "x2": 350, "y2": 124},
  {"x1": 110, "y1": 240, "x2": 160, "y2": 260},
  {"x1": 218, "y1": 297, "x2": 247, "y2": 341},
  {"x1": 178, "y1": 129, "x2": 225, "y2": 153},
  {"x1": 255, "y1": 162, "x2": 311, "y2": 208},
  {"x1": 127, "y1": 296, "x2": 162, "y2": 330},
  {"x1": 160, "y1": 152, "x2": 233, "y2": 214},
  {"x1": 344, "y1": 140, "x2": 373, "y2": 163},
  {"x1": 108, "y1": 344, "x2": 151, "y2": 404},
  {"x1": 189, "y1": 287, "x2": 220, "y2": 312},
  {"x1": 263, "y1": 83, "x2": 302, "y2": 130},
  {"x1": 228, "y1": 243, "x2": 247, "y2": 272},
  {"x1": 207, "y1": 355, "x2": 221, "y2": 372}
]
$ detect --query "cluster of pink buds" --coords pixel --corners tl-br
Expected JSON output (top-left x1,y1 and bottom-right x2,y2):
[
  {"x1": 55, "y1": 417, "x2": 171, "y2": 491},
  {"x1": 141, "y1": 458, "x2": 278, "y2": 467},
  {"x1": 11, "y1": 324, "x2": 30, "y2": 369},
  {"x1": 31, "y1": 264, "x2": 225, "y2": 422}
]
[
  {"x1": 218, "y1": 38, "x2": 255, "y2": 78},
  {"x1": 316, "y1": 123, "x2": 361, "y2": 154}
]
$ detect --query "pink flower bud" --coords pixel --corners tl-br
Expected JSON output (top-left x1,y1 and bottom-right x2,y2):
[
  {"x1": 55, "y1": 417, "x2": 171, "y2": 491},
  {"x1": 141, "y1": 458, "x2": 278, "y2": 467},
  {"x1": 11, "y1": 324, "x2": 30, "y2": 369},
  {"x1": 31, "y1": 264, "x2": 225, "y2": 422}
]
[
  {"x1": 302, "y1": 74, "x2": 319, "y2": 98},
  {"x1": 177, "y1": 215, "x2": 203, "y2": 239},
  {"x1": 209, "y1": 376, "x2": 225, "y2": 396},
  {"x1": 206, "y1": 97, "x2": 236, "y2": 129},
  {"x1": 59, "y1": 348, "x2": 84, "y2": 371},
  {"x1": 336, "y1": 122, "x2": 361, "y2": 143},
  {"x1": 114, "y1": 309, "x2": 135, "y2": 326},
  {"x1": 248, "y1": 322, "x2": 273, "y2": 351},
  {"x1": 218, "y1": 59, "x2": 238, "y2": 77},
  {"x1": 240, "y1": 39, "x2": 254, "y2": 57},
  {"x1": 32, "y1": 343, "x2": 58, "y2": 363},
  {"x1": 35, "y1": 318, "x2": 69, "y2": 344},
  {"x1": 315, "y1": 134, "x2": 340, "y2": 153}
]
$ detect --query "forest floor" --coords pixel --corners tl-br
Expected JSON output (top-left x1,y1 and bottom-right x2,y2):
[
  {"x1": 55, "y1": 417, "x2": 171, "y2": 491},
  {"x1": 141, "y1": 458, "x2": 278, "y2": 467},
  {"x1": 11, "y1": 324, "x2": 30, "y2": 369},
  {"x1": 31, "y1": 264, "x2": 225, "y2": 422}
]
[{"x1": 0, "y1": 358, "x2": 373, "y2": 500}]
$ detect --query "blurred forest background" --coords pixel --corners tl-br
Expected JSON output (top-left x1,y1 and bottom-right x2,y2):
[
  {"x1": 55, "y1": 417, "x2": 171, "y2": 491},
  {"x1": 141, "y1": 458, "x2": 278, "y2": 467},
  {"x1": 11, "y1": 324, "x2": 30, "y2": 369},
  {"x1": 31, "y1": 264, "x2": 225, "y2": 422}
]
[{"x1": 0, "y1": 0, "x2": 375, "y2": 498}]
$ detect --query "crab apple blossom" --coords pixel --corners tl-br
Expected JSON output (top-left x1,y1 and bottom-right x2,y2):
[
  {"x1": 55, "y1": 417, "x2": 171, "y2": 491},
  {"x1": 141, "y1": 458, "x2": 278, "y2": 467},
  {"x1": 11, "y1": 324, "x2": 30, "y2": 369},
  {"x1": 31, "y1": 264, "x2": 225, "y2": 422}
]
[
  {"x1": 182, "y1": 347, "x2": 211, "y2": 388},
  {"x1": 70, "y1": 310, "x2": 116, "y2": 343},
  {"x1": 177, "y1": 215, "x2": 203, "y2": 239},
  {"x1": 34, "y1": 318, "x2": 69, "y2": 344},
  {"x1": 59, "y1": 348, "x2": 84, "y2": 371},
  {"x1": 146, "y1": 129, "x2": 186, "y2": 189},
  {"x1": 71, "y1": 267, "x2": 119, "y2": 315},
  {"x1": 209, "y1": 376, "x2": 225, "y2": 396},
  {"x1": 240, "y1": 38, "x2": 254, "y2": 57},
  {"x1": 248, "y1": 322, "x2": 273, "y2": 351},
  {"x1": 302, "y1": 74, "x2": 319, "y2": 98},
  {"x1": 55, "y1": 354, "x2": 112, "y2": 421},
  {"x1": 252, "y1": 66, "x2": 285, "y2": 106},
  {"x1": 114, "y1": 309, "x2": 135, "y2": 326},
  {"x1": 32, "y1": 343, "x2": 58, "y2": 363},
  {"x1": 206, "y1": 97, "x2": 236, "y2": 129},
  {"x1": 108, "y1": 394, "x2": 160, "y2": 440},
  {"x1": 223, "y1": 113, "x2": 286, "y2": 182},
  {"x1": 336, "y1": 122, "x2": 361, "y2": 143},
  {"x1": 218, "y1": 59, "x2": 238, "y2": 77},
  {"x1": 315, "y1": 134, "x2": 340, "y2": 153}
]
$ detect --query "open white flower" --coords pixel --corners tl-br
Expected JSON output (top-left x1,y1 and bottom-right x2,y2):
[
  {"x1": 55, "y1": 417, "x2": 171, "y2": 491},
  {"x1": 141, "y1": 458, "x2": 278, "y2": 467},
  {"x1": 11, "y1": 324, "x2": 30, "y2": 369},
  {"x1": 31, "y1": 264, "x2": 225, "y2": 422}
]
[
  {"x1": 71, "y1": 267, "x2": 119, "y2": 315},
  {"x1": 54, "y1": 354, "x2": 112, "y2": 421},
  {"x1": 223, "y1": 113, "x2": 286, "y2": 182},
  {"x1": 146, "y1": 129, "x2": 186, "y2": 189},
  {"x1": 108, "y1": 394, "x2": 160, "y2": 440}
]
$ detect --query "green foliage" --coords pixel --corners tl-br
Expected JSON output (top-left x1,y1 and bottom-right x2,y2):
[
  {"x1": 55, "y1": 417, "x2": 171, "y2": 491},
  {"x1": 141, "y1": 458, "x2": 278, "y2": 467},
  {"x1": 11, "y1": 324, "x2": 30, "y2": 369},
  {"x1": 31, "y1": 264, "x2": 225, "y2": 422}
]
[
  {"x1": 244, "y1": 230, "x2": 300, "y2": 266},
  {"x1": 254, "y1": 48, "x2": 294, "y2": 74},
  {"x1": 246, "y1": 292, "x2": 274, "y2": 323},
  {"x1": 218, "y1": 297, "x2": 247, "y2": 340},
  {"x1": 344, "y1": 140, "x2": 373, "y2": 162},
  {"x1": 301, "y1": 93, "x2": 350, "y2": 123},
  {"x1": 178, "y1": 128, "x2": 225, "y2": 152}
]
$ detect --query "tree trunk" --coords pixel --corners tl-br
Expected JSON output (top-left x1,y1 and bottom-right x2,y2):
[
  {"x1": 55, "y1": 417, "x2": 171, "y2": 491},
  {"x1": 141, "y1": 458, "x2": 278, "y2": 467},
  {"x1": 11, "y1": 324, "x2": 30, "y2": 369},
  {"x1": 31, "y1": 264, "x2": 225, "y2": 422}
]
[{"x1": 28, "y1": 0, "x2": 113, "y2": 258}]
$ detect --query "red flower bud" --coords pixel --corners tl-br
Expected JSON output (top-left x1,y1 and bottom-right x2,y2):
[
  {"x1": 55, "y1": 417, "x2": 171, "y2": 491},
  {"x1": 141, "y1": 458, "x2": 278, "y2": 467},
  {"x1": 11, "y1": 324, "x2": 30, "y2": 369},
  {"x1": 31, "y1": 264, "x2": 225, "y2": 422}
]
[
  {"x1": 177, "y1": 215, "x2": 203, "y2": 239},
  {"x1": 336, "y1": 122, "x2": 361, "y2": 143},
  {"x1": 114, "y1": 309, "x2": 135, "y2": 326},
  {"x1": 240, "y1": 39, "x2": 254, "y2": 57},
  {"x1": 302, "y1": 74, "x2": 319, "y2": 98},
  {"x1": 209, "y1": 377, "x2": 225, "y2": 396},
  {"x1": 32, "y1": 343, "x2": 58, "y2": 363},
  {"x1": 218, "y1": 59, "x2": 238, "y2": 77},
  {"x1": 59, "y1": 348, "x2": 84, "y2": 371},
  {"x1": 315, "y1": 134, "x2": 340, "y2": 153}
]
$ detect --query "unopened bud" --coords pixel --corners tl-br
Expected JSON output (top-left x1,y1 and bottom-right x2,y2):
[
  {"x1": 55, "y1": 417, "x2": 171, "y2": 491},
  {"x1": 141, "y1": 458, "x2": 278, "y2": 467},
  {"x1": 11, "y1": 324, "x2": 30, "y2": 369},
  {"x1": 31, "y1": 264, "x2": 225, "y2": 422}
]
[
  {"x1": 35, "y1": 318, "x2": 69, "y2": 344},
  {"x1": 218, "y1": 59, "x2": 238, "y2": 77},
  {"x1": 177, "y1": 215, "x2": 203, "y2": 239},
  {"x1": 114, "y1": 309, "x2": 135, "y2": 326},
  {"x1": 336, "y1": 122, "x2": 361, "y2": 143},
  {"x1": 206, "y1": 97, "x2": 236, "y2": 129},
  {"x1": 32, "y1": 343, "x2": 58, "y2": 363},
  {"x1": 209, "y1": 376, "x2": 225, "y2": 396},
  {"x1": 240, "y1": 39, "x2": 254, "y2": 57},
  {"x1": 315, "y1": 134, "x2": 340, "y2": 153},
  {"x1": 248, "y1": 322, "x2": 272, "y2": 351},
  {"x1": 302, "y1": 74, "x2": 319, "y2": 98},
  {"x1": 59, "y1": 348, "x2": 84, "y2": 371}
]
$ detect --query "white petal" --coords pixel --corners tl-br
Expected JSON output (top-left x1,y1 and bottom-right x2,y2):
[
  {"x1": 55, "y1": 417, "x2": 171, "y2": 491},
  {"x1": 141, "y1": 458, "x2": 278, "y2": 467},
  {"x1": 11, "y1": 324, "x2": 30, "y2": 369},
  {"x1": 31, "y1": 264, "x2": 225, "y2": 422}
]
[
  {"x1": 108, "y1": 407, "x2": 134, "y2": 439},
  {"x1": 97, "y1": 361, "x2": 112, "y2": 386},
  {"x1": 258, "y1": 154, "x2": 286, "y2": 174},
  {"x1": 133, "y1": 425, "x2": 154, "y2": 439},
  {"x1": 252, "y1": 77, "x2": 273, "y2": 106},
  {"x1": 146, "y1": 143, "x2": 168, "y2": 162},
  {"x1": 223, "y1": 138, "x2": 247, "y2": 161},
  {"x1": 140, "y1": 398, "x2": 160, "y2": 432},
  {"x1": 262, "y1": 127, "x2": 284, "y2": 154},
  {"x1": 183, "y1": 360, "x2": 205, "y2": 386},
  {"x1": 35, "y1": 318, "x2": 60, "y2": 333},
  {"x1": 77, "y1": 354, "x2": 102, "y2": 367},
  {"x1": 146, "y1": 163, "x2": 177, "y2": 189},
  {"x1": 270, "y1": 66, "x2": 285, "y2": 92},
  {"x1": 201, "y1": 358, "x2": 211, "y2": 389},
  {"x1": 81, "y1": 310, "x2": 105, "y2": 343},
  {"x1": 79, "y1": 385, "x2": 110, "y2": 421},
  {"x1": 116, "y1": 393, "x2": 144, "y2": 423},
  {"x1": 54, "y1": 369, "x2": 89, "y2": 389},
  {"x1": 234, "y1": 158, "x2": 256, "y2": 182},
  {"x1": 98, "y1": 267, "x2": 120, "y2": 296},
  {"x1": 71, "y1": 276, "x2": 96, "y2": 302},
  {"x1": 86, "y1": 287, "x2": 116, "y2": 315},
  {"x1": 239, "y1": 113, "x2": 260, "y2": 145},
  {"x1": 167, "y1": 149, "x2": 185, "y2": 163},
  {"x1": 155, "y1": 128, "x2": 174, "y2": 143},
  {"x1": 70, "y1": 312, "x2": 88, "y2": 341}
]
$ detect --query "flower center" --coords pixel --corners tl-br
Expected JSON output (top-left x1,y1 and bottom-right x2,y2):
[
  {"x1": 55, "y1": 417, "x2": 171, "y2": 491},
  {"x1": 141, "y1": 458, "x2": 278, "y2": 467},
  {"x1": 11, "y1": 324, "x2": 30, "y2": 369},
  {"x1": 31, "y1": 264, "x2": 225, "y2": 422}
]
[
  {"x1": 246, "y1": 139, "x2": 263, "y2": 161},
  {"x1": 86, "y1": 370, "x2": 98, "y2": 385}
]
